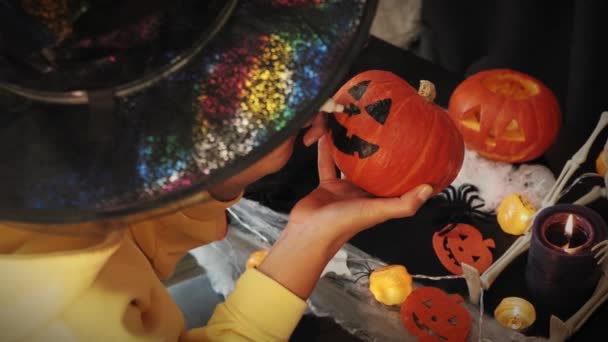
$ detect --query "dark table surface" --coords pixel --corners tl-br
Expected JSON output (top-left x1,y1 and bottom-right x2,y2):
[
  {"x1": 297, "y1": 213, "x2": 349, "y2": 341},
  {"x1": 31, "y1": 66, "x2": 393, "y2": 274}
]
[{"x1": 247, "y1": 36, "x2": 608, "y2": 341}]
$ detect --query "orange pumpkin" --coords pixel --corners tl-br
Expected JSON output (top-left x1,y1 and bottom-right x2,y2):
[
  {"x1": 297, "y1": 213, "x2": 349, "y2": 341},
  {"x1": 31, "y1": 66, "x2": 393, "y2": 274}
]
[
  {"x1": 448, "y1": 69, "x2": 561, "y2": 163},
  {"x1": 329, "y1": 70, "x2": 464, "y2": 197}
]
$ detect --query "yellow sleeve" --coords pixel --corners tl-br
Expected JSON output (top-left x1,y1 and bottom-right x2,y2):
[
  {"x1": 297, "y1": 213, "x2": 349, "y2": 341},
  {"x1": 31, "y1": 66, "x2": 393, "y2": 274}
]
[
  {"x1": 128, "y1": 191, "x2": 241, "y2": 279},
  {"x1": 182, "y1": 269, "x2": 308, "y2": 342}
]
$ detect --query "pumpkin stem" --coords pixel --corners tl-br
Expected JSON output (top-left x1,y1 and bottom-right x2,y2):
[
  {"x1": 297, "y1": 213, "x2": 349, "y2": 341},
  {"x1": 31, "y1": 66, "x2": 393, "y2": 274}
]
[{"x1": 418, "y1": 80, "x2": 437, "y2": 102}]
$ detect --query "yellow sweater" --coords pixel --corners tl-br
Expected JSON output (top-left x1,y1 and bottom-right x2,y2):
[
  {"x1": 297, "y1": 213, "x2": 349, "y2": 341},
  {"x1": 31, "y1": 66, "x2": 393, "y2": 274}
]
[{"x1": 0, "y1": 193, "x2": 307, "y2": 341}]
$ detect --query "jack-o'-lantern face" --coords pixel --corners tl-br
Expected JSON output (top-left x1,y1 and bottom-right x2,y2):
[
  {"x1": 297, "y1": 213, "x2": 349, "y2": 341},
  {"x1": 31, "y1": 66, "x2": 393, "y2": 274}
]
[
  {"x1": 329, "y1": 70, "x2": 464, "y2": 197},
  {"x1": 327, "y1": 79, "x2": 389, "y2": 159},
  {"x1": 400, "y1": 287, "x2": 471, "y2": 342},
  {"x1": 448, "y1": 69, "x2": 561, "y2": 163},
  {"x1": 432, "y1": 223, "x2": 495, "y2": 275}
]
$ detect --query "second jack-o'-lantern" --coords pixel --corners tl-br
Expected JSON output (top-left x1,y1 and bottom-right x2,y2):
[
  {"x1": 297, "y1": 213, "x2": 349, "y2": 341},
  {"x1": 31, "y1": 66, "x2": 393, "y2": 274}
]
[
  {"x1": 400, "y1": 286, "x2": 471, "y2": 342},
  {"x1": 329, "y1": 70, "x2": 464, "y2": 197},
  {"x1": 432, "y1": 223, "x2": 495, "y2": 275},
  {"x1": 448, "y1": 69, "x2": 561, "y2": 163},
  {"x1": 596, "y1": 149, "x2": 608, "y2": 176}
]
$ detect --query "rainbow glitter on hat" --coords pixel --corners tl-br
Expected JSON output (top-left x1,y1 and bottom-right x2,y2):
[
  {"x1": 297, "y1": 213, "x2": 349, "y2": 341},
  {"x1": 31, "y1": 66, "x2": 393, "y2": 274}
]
[{"x1": 0, "y1": 0, "x2": 378, "y2": 224}]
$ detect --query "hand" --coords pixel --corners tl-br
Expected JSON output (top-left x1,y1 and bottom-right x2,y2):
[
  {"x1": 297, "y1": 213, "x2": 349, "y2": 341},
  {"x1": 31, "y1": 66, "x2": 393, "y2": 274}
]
[
  {"x1": 258, "y1": 135, "x2": 433, "y2": 298},
  {"x1": 208, "y1": 99, "x2": 343, "y2": 201}
]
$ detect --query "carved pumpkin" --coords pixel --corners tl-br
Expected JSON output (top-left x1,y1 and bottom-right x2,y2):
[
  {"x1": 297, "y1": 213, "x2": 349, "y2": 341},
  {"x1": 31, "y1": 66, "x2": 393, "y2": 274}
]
[
  {"x1": 369, "y1": 264, "x2": 413, "y2": 306},
  {"x1": 596, "y1": 149, "x2": 607, "y2": 176},
  {"x1": 329, "y1": 70, "x2": 464, "y2": 197},
  {"x1": 448, "y1": 69, "x2": 561, "y2": 163},
  {"x1": 400, "y1": 286, "x2": 471, "y2": 342},
  {"x1": 497, "y1": 193, "x2": 537, "y2": 235},
  {"x1": 432, "y1": 223, "x2": 495, "y2": 275},
  {"x1": 245, "y1": 249, "x2": 268, "y2": 269}
]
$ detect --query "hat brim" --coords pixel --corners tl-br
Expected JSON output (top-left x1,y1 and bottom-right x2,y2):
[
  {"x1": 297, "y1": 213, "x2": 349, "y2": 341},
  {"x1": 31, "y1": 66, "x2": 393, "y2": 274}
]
[{"x1": 0, "y1": 0, "x2": 378, "y2": 224}]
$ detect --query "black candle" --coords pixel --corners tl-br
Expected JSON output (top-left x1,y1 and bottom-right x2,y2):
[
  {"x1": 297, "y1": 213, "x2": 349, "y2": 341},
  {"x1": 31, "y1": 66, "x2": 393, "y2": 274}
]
[{"x1": 525, "y1": 204, "x2": 607, "y2": 319}]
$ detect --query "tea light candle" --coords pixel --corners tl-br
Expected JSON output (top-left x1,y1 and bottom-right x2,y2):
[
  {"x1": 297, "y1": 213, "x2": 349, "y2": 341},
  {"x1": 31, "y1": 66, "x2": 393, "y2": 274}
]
[
  {"x1": 494, "y1": 297, "x2": 536, "y2": 331},
  {"x1": 525, "y1": 204, "x2": 607, "y2": 318}
]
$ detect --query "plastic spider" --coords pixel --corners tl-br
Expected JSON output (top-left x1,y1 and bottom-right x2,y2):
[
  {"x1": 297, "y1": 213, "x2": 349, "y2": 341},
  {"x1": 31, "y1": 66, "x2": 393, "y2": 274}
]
[
  {"x1": 351, "y1": 260, "x2": 375, "y2": 283},
  {"x1": 434, "y1": 183, "x2": 495, "y2": 236}
]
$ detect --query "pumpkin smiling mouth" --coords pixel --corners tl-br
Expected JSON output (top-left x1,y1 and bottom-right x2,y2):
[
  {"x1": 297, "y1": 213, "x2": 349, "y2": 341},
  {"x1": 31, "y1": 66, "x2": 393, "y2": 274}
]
[
  {"x1": 412, "y1": 313, "x2": 449, "y2": 341},
  {"x1": 327, "y1": 112, "x2": 379, "y2": 158},
  {"x1": 441, "y1": 234, "x2": 482, "y2": 266}
]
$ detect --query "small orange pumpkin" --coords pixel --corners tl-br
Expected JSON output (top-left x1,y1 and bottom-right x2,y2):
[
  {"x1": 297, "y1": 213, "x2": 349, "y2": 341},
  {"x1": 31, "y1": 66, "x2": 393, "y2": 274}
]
[
  {"x1": 368, "y1": 264, "x2": 413, "y2": 306},
  {"x1": 329, "y1": 70, "x2": 464, "y2": 197},
  {"x1": 448, "y1": 69, "x2": 561, "y2": 163}
]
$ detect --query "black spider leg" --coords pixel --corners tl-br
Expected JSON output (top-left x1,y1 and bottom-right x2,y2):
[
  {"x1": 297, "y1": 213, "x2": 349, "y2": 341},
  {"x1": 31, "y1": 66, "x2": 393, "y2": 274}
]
[
  {"x1": 439, "y1": 185, "x2": 456, "y2": 202},
  {"x1": 459, "y1": 183, "x2": 478, "y2": 202},
  {"x1": 347, "y1": 259, "x2": 374, "y2": 283},
  {"x1": 467, "y1": 194, "x2": 484, "y2": 209},
  {"x1": 352, "y1": 263, "x2": 374, "y2": 283},
  {"x1": 437, "y1": 222, "x2": 459, "y2": 237},
  {"x1": 466, "y1": 193, "x2": 497, "y2": 222},
  {"x1": 353, "y1": 272, "x2": 371, "y2": 283}
]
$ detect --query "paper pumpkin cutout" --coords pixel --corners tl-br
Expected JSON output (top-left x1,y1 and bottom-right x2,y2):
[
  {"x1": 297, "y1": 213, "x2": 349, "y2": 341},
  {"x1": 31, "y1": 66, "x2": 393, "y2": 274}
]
[
  {"x1": 432, "y1": 223, "x2": 495, "y2": 275},
  {"x1": 448, "y1": 69, "x2": 561, "y2": 163},
  {"x1": 329, "y1": 70, "x2": 464, "y2": 197},
  {"x1": 400, "y1": 286, "x2": 471, "y2": 342}
]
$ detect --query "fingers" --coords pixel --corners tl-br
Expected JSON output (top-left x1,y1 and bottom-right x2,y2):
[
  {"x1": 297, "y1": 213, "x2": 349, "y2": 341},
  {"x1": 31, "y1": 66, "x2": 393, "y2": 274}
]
[
  {"x1": 343, "y1": 184, "x2": 434, "y2": 233},
  {"x1": 317, "y1": 135, "x2": 338, "y2": 181},
  {"x1": 303, "y1": 98, "x2": 344, "y2": 146},
  {"x1": 303, "y1": 112, "x2": 327, "y2": 146}
]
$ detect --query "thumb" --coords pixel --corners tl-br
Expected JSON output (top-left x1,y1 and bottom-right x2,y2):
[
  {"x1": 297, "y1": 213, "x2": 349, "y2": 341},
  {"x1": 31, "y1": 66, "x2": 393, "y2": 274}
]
[{"x1": 343, "y1": 184, "x2": 434, "y2": 234}]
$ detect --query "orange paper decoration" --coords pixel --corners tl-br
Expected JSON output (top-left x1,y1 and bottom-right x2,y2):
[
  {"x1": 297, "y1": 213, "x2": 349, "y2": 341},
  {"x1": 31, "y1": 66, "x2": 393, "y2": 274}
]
[
  {"x1": 400, "y1": 287, "x2": 471, "y2": 342},
  {"x1": 432, "y1": 223, "x2": 495, "y2": 275}
]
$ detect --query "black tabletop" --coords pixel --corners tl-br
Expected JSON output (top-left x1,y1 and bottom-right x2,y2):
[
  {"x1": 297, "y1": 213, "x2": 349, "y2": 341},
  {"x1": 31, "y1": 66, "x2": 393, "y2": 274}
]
[{"x1": 247, "y1": 36, "x2": 608, "y2": 341}]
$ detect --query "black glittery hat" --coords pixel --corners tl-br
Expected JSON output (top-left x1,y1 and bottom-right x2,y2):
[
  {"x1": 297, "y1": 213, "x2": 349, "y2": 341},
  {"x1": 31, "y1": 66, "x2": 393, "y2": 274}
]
[{"x1": 0, "y1": 0, "x2": 377, "y2": 224}]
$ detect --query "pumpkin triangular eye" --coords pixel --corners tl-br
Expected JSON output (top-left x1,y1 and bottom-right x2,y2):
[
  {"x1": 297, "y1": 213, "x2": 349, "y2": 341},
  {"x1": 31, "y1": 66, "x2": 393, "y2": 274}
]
[
  {"x1": 422, "y1": 300, "x2": 433, "y2": 308},
  {"x1": 344, "y1": 103, "x2": 361, "y2": 116},
  {"x1": 448, "y1": 317, "x2": 458, "y2": 326},
  {"x1": 460, "y1": 106, "x2": 481, "y2": 131},
  {"x1": 365, "y1": 98, "x2": 391, "y2": 124},
  {"x1": 502, "y1": 119, "x2": 526, "y2": 142},
  {"x1": 459, "y1": 234, "x2": 468, "y2": 240},
  {"x1": 348, "y1": 80, "x2": 370, "y2": 100}
]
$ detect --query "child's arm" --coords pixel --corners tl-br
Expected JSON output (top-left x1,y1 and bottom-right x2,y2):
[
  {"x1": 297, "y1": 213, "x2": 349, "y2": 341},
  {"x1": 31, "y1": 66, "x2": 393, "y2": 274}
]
[
  {"x1": 182, "y1": 136, "x2": 432, "y2": 341},
  {"x1": 257, "y1": 136, "x2": 433, "y2": 299}
]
